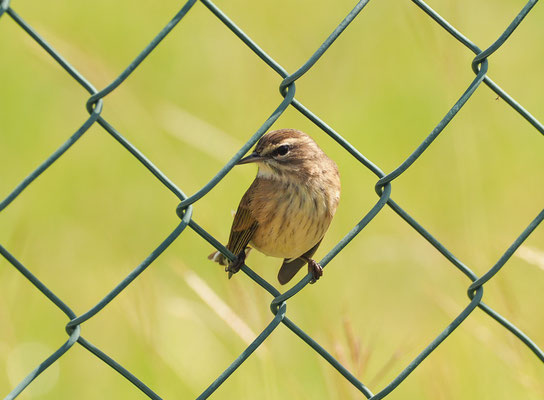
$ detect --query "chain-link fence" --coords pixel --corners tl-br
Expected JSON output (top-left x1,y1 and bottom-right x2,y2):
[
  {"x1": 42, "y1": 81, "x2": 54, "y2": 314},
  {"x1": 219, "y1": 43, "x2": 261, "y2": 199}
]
[{"x1": 1, "y1": 0, "x2": 543, "y2": 399}]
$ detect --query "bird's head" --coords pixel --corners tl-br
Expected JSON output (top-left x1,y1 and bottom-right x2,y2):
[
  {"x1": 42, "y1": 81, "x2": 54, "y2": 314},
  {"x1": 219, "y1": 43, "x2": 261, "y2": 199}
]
[{"x1": 237, "y1": 129, "x2": 329, "y2": 182}]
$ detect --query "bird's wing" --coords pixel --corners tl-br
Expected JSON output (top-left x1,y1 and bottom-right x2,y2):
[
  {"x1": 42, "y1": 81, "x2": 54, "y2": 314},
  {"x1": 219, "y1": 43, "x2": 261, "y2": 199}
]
[
  {"x1": 277, "y1": 239, "x2": 322, "y2": 285},
  {"x1": 226, "y1": 188, "x2": 258, "y2": 258}
]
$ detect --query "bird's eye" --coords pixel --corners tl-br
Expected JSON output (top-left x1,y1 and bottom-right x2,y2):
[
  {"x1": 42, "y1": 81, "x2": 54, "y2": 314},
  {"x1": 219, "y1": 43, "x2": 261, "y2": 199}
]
[{"x1": 276, "y1": 144, "x2": 290, "y2": 156}]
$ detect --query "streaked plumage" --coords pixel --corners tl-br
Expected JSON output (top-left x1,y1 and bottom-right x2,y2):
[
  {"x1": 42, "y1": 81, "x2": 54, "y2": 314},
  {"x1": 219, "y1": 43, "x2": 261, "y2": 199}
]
[{"x1": 209, "y1": 129, "x2": 340, "y2": 284}]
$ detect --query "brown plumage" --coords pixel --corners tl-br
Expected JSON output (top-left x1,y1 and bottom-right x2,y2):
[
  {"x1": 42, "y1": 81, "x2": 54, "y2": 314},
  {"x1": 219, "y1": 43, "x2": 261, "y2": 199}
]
[{"x1": 208, "y1": 129, "x2": 340, "y2": 284}]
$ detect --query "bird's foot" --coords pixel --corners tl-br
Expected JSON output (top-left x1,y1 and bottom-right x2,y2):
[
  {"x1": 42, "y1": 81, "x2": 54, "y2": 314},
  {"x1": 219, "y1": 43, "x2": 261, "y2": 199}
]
[
  {"x1": 226, "y1": 251, "x2": 247, "y2": 279},
  {"x1": 307, "y1": 259, "x2": 323, "y2": 284}
]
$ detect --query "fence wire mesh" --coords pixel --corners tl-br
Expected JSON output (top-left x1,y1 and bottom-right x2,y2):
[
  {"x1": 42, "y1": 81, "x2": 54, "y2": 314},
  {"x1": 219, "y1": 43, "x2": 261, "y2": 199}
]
[{"x1": 1, "y1": 0, "x2": 543, "y2": 399}]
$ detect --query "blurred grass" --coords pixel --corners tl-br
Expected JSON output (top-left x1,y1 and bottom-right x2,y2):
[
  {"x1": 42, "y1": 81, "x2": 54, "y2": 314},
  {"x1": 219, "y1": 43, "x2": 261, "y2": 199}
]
[{"x1": 1, "y1": 0, "x2": 543, "y2": 399}]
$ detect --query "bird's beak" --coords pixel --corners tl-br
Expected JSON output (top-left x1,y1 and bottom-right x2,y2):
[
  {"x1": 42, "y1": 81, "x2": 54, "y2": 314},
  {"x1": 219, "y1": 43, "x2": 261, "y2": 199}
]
[{"x1": 237, "y1": 151, "x2": 263, "y2": 165}]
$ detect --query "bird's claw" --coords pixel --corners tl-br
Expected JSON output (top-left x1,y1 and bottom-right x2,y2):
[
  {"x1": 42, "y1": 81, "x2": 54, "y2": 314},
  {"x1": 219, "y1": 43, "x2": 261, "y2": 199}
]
[
  {"x1": 307, "y1": 259, "x2": 323, "y2": 284},
  {"x1": 226, "y1": 251, "x2": 246, "y2": 278}
]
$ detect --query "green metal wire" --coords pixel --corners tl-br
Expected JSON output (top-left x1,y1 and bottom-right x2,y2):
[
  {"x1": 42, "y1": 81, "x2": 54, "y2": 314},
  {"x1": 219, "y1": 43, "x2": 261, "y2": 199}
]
[{"x1": 1, "y1": 0, "x2": 542, "y2": 399}]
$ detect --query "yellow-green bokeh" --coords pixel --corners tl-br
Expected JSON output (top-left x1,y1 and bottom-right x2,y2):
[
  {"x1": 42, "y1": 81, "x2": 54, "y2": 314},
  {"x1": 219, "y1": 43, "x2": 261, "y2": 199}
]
[{"x1": 1, "y1": 0, "x2": 543, "y2": 399}]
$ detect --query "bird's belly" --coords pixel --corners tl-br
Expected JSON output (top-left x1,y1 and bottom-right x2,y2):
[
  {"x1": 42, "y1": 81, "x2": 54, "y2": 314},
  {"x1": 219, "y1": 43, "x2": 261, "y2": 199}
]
[
  {"x1": 250, "y1": 193, "x2": 331, "y2": 259},
  {"x1": 250, "y1": 232, "x2": 313, "y2": 259},
  {"x1": 251, "y1": 224, "x2": 321, "y2": 259}
]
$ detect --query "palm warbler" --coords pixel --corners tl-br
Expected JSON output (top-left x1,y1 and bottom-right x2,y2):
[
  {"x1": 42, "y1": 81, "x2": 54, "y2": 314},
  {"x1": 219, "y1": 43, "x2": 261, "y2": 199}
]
[{"x1": 208, "y1": 128, "x2": 340, "y2": 284}]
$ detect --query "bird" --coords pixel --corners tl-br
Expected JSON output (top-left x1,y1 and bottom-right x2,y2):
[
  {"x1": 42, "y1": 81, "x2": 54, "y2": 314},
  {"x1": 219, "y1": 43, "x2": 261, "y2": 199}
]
[{"x1": 208, "y1": 128, "x2": 340, "y2": 285}]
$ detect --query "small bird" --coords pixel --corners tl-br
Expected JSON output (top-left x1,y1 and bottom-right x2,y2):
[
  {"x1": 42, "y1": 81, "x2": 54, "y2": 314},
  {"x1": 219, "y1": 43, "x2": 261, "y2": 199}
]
[{"x1": 208, "y1": 129, "x2": 340, "y2": 285}]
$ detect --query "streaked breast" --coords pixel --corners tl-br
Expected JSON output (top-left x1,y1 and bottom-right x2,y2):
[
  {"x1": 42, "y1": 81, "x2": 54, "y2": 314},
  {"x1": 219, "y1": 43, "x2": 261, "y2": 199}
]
[{"x1": 250, "y1": 180, "x2": 333, "y2": 259}]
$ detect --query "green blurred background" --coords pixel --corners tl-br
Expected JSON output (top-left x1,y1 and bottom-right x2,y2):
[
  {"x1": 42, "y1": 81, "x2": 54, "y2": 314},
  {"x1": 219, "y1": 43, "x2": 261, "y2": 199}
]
[{"x1": 1, "y1": 0, "x2": 543, "y2": 399}]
